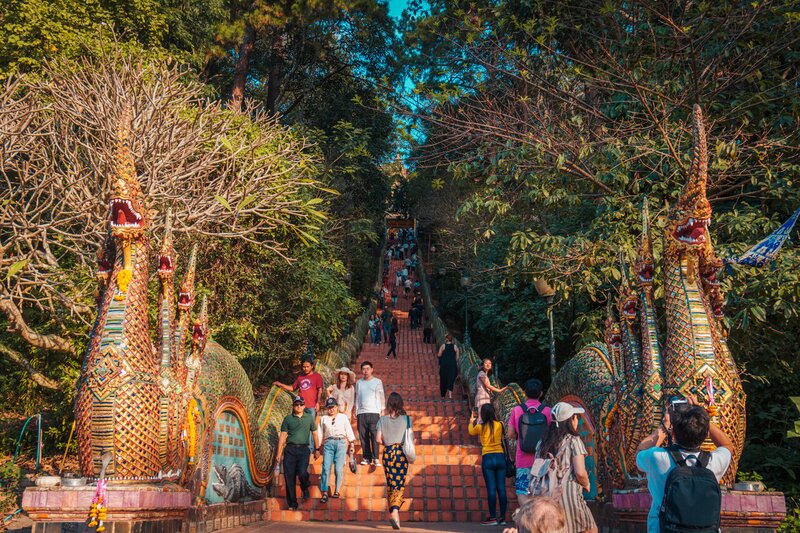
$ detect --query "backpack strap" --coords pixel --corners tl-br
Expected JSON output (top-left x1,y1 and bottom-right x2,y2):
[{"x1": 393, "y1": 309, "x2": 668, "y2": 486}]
[
  {"x1": 667, "y1": 445, "x2": 687, "y2": 466},
  {"x1": 696, "y1": 450, "x2": 711, "y2": 468}
]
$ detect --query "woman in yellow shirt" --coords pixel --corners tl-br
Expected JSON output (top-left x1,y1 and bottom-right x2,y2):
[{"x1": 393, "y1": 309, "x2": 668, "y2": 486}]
[{"x1": 469, "y1": 403, "x2": 509, "y2": 526}]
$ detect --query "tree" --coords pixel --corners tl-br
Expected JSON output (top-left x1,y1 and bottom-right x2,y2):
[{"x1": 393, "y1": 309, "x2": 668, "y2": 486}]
[{"x1": 0, "y1": 45, "x2": 328, "y2": 384}]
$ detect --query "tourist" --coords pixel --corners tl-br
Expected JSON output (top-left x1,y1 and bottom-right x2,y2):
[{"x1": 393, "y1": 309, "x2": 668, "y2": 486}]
[
  {"x1": 369, "y1": 314, "x2": 378, "y2": 344},
  {"x1": 275, "y1": 395, "x2": 319, "y2": 511},
  {"x1": 327, "y1": 367, "x2": 356, "y2": 417},
  {"x1": 382, "y1": 307, "x2": 392, "y2": 343},
  {"x1": 503, "y1": 497, "x2": 567, "y2": 533},
  {"x1": 534, "y1": 402, "x2": 596, "y2": 533},
  {"x1": 273, "y1": 358, "x2": 324, "y2": 415},
  {"x1": 475, "y1": 359, "x2": 506, "y2": 421},
  {"x1": 391, "y1": 287, "x2": 398, "y2": 307},
  {"x1": 403, "y1": 277, "x2": 412, "y2": 296},
  {"x1": 422, "y1": 317, "x2": 433, "y2": 344},
  {"x1": 436, "y1": 334, "x2": 459, "y2": 399},
  {"x1": 469, "y1": 403, "x2": 508, "y2": 526},
  {"x1": 316, "y1": 397, "x2": 356, "y2": 503},
  {"x1": 377, "y1": 392, "x2": 414, "y2": 530},
  {"x1": 636, "y1": 396, "x2": 732, "y2": 533},
  {"x1": 506, "y1": 378, "x2": 552, "y2": 507},
  {"x1": 386, "y1": 320, "x2": 398, "y2": 359},
  {"x1": 354, "y1": 361, "x2": 385, "y2": 466}
]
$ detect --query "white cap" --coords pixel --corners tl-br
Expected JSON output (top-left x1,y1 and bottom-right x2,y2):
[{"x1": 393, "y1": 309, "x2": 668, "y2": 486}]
[{"x1": 551, "y1": 402, "x2": 585, "y2": 425}]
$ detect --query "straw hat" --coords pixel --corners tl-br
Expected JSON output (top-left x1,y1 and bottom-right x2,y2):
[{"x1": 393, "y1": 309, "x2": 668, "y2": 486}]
[{"x1": 335, "y1": 367, "x2": 356, "y2": 386}]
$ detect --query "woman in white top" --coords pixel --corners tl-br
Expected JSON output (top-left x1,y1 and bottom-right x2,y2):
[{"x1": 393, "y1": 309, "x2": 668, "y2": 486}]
[
  {"x1": 327, "y1": 367, "x2": 356, "y2": 418},
  {"x1": 315, "y1": 397, "x2": 356, "y2": 502}
]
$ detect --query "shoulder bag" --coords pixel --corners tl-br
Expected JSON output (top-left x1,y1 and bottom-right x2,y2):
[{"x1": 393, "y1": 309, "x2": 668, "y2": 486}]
[
  {"x1": 402, "y1": 415, "x2": 417, "y2": 463},
  {"x1": 500, "y1": 422, "x2": 516, "y2": 478}
]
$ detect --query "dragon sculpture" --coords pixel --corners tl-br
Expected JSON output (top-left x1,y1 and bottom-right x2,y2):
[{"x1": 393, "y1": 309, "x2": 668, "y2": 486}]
[
  {"x1": 544, "y1": 105, "x2": 746, "y2": 495},
  {"x1": 74, "y1": 107, "x2": 290, "y2": 502},
  {"x1": 74, "y1": 105, "x2": 378, "y2": 507}
]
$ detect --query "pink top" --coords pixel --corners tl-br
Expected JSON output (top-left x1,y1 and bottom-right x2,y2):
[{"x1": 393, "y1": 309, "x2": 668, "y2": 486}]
[{"x1": 508, "y1": 399, "x2": 552, "y2": 468}]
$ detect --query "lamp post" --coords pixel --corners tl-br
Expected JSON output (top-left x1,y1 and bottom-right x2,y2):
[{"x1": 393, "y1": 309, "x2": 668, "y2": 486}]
[
  {"x1": 460, "y1": 272, "x2": 472, "y2": 348},
  {"x1": 534, "y1": 278, "x2": 556, "y2": 379}
]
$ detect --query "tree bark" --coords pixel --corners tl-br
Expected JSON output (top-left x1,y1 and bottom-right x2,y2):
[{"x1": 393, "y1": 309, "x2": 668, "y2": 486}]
[
  {"x1": 266, "y1": 33, "x2": 285, "y2": 116},
  {"x1": 0, "y1": 342, "x2": 60, "y2": 390},
  {"x1": 230, "y1": 24, "x2": 256, "y2": 112}
]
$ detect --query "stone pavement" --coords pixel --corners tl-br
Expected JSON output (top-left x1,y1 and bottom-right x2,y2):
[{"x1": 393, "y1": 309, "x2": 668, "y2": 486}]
[
  {"x1": 230, "y1": 520, "x2": 506, "y2": 532},
  {"x1": 265, "y1": 256, "x2": 517, "y2": 525}
]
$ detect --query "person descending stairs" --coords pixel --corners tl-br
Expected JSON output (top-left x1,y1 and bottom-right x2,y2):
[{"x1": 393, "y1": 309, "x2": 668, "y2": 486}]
[{"x1": 265, "y1": 256, "x2": 517, "y2": 524}]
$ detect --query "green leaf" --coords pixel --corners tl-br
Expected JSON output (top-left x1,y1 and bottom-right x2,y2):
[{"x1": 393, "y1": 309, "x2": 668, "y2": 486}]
[
  {"x1": 235, "y1": 194, "x2": 257, "y2": 212},
  {"x1": 5, "y1": 259, "x2": 28, "y2": 281},
  {"x1": 215, "y1": 195, "x2": 232, "y2": 212}
]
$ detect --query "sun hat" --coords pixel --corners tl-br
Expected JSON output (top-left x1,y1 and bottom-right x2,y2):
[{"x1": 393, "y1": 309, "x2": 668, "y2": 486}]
[
  {"x1": 324, "y1": 397, "x2": 338, "y2": 409},
  {"x1": 336, "y1": 367, "x2": 356, "y2": 384},
  {"x1": 292, "y1": 395, "x2": 305, "y2": 405},
  {"x1": 551, "y1": 402, "x2": 585, "y2": 426}
]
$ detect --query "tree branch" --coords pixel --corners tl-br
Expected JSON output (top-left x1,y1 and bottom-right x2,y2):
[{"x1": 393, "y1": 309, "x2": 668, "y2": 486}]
[{"x1": 0, "y1": 341, "x2": 60, "y2": 390}]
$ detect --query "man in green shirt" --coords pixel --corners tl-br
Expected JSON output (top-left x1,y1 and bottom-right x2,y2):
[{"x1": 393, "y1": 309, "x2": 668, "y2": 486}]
[{"x1": 276, "y1": 395, "x2": 320, "y2": 510}]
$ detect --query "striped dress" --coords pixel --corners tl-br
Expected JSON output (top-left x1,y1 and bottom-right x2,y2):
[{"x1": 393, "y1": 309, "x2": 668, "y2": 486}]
[{"x1": 557, "y1": 435, "x2": 597, "y2": 533}]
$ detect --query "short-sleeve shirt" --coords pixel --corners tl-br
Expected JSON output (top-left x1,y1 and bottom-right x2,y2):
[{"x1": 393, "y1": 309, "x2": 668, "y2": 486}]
[
  {"x1": 293, "y1": 371, "x2": 323, "y2": 408},
  {"x1": 475, "y1": 370, "x2": 491, "y2": 407},
  {"x1": 280, "y1": 411, "x2": 317, "y2": 445},
  {"x1": 377, "y1": 415, "x2": 410, "y2": 445},
  {"x1": 509, "y1": 399, "x2": 552, "y2": 468},
  {"x1": 329, "y1": 385, "x2": 355, "y2": 417},
  {"x1": 636, "y1": 446, "x2": 731, "y2": 533}
]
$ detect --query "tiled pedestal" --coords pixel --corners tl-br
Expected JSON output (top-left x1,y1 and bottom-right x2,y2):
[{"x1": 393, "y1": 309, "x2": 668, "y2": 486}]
[{"x1": 609, "y1": 489, "x2": 787, "y2": 532}]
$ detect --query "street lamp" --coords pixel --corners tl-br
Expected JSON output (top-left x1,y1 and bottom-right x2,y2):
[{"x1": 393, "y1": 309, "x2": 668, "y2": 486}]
[
  {"x1": 460, "y1": 272, "x2": 472, "y2": 348},
  {"x1": 534, "y1": 279, "x2": 556, "y2": 379}
]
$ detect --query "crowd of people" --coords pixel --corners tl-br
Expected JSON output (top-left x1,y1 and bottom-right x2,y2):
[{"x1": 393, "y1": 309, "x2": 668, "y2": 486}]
[{"x1": 271, "y1": 224, "x2": 734, "y2": 532}]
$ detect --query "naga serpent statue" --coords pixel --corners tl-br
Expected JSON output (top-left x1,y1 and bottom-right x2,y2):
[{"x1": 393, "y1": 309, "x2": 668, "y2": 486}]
[
  {"x1": 544, "y1": 105, "x2": 746, "y2": 495},
  {"x1": 75, "y1": 107, "x2": 288, "y2": 501}
]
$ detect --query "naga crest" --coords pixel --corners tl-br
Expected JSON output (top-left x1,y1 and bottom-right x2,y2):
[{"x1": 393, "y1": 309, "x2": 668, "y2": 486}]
[
  {"x1": 158, "y1": 209, "x2": 176, "y2": 291},
  {"x1": 667, "y1": 105, "x2": 712, "y2": 249},
  {"x1": 634, "y1": 199, "x2": 655, "y2": 287},
  {"x1": 108, "y1": 107, "x2": 146, "y2": 241}
]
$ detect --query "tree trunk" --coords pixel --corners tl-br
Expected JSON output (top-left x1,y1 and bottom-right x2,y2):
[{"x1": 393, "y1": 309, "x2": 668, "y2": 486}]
[
  {"x1": 266, "y1": 33, "x2": 285, "y2": 116},
  {"x1": 230, "y1": 24, "x2": 256, "y2": 112}
]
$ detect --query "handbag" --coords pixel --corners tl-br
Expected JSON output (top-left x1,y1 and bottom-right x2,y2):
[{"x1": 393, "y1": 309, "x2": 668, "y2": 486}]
[
  {"x1": 500, "y1": 423, "x2": 516, "y2": 478},
  {"x1": 402, "y1": 415, "x2": 417, "y2": 463}
]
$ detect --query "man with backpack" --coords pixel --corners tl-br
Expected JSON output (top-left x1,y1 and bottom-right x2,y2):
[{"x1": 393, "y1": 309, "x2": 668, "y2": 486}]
[
  {"x1": 507, "y1": 378, "x2": 552, "y2": 506},
  {"x1": 635, "y1": 396, "x2": 733, "y2": 533}
]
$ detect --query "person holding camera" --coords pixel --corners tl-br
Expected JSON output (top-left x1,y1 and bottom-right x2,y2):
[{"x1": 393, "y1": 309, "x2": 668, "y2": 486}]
[{"x1": 635, "y1": 395, "x2": 733, "y2": 533}]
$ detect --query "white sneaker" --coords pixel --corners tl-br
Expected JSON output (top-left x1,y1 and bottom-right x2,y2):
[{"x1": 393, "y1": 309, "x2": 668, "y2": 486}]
[
  {"x1": 360, "y1": 459, "x2": 369, "y2": 466},
  {"x1": 373, "y1": 459, "x2": 382, "y2": 467}
]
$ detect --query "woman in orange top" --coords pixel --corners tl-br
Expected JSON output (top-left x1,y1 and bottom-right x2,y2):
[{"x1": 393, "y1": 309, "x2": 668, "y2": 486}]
[{"x1": 469, "y1": 403, "x2": 508, "y2": 526}]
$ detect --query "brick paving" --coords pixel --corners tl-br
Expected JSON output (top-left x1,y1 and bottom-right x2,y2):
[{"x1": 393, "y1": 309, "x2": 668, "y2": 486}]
[{"x1": 265, "y1": 258, "x2": 517, "y2": 525}]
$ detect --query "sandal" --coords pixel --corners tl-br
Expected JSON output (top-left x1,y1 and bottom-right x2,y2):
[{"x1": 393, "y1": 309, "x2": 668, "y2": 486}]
[
  {"x1": 332, "y1": 492, "x2": 340, "y2": 498},
  {"x1": 320, "y1": 494, "x2": 329, "y2": 504}
]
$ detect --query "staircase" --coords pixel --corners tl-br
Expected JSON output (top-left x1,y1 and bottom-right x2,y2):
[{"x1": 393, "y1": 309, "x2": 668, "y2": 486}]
[{"x1": 265, "y1": 258, "x2": 516, "y2": 523}]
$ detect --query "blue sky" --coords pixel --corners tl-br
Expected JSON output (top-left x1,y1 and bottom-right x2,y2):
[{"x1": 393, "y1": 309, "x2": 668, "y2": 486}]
[{"x1": 388, "y1": 0, "x2": 413, "y2": 19}]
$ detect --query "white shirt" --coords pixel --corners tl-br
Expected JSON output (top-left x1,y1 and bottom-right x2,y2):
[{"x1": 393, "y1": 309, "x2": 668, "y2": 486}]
[
  {"x1": 636, "y1": 446, "x2": 732, "y2": 533},
  {"x1": 354, "y1": 377, "x2": 385, "y2": 416},
  {"x1": 317, "y1": 412, "x2": 355, "y2": 442}
]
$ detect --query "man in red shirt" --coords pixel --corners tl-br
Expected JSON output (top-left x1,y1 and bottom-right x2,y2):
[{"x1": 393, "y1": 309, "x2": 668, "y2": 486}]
[{"x1": 274, "y1": 359, "x2": 324, "y2": 414}]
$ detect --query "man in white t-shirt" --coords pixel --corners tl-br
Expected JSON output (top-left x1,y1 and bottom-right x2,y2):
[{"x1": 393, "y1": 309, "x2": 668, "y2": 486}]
[
  {"x1": 635, "y1": 397, "x2": 733, "y2": 533},
  {"x1": 353, "y1": 361, "x2": 385, "y2": 467}
]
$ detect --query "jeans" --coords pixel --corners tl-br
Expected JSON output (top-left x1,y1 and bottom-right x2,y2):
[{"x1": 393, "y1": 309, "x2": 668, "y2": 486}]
[
  {"x1": 481, "y1": 452, "x2": 508, "y2": 520},
  {"x1": 357, "y1": 413, "x2": 380, "y2": 462},
  {"x1": 283, "y1": 444, "x2": 311, "y2": 508},
  {"x1": 320, "y1": 438, "x2": 347, "y2": 494}
]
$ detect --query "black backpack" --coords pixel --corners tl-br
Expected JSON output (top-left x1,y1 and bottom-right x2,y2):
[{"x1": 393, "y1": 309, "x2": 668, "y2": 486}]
[
  {"x1": 659, "y1": 446, "x2": 721, "y2": 533},
  {"x1": 518, "y1": 403, "x2": 549, "y2": 454}
]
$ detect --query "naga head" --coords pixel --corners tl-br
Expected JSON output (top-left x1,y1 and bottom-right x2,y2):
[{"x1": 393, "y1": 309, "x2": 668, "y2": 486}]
[
  {"x1": 635, "y1": 198, "x2": 655, "y2": 287},
  {"x1": 700, "y1": 239, "x2": 725, "y2": 319},
  {"x1": 667, "y1": 105, "x2": 712, "y2": 250},
  {"x1": 605, "y1": 302, "x2": 623, "y2": 352},
  {"x1": 178, "y1": 245, "x2": 198, "y2": 313},
  {"x1": 191, "y1": 296, "x2": 208, "y2": 355},
  {"x1": 617, "y1": 254, "x2": 638, "y2": 322},
  {"x1": 108, "y1": 106, "x2": 146, "y2": 242},
  {"x1": 158, "y1": 209, "x2": 176, "y2": 291}
]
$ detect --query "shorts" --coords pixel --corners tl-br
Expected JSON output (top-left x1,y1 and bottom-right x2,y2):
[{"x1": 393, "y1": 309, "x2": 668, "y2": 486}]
[{"x1": 515, "y1": 467, "x2": 530, "y2": 495}]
